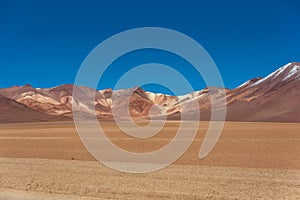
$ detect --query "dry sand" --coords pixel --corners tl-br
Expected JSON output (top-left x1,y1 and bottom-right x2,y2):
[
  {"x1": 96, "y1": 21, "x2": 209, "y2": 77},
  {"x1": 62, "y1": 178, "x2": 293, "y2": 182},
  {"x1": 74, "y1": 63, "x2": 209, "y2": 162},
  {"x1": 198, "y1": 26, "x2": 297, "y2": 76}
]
[{"x1": 0, "y1": 121, "x2": 299, "y2": 199}]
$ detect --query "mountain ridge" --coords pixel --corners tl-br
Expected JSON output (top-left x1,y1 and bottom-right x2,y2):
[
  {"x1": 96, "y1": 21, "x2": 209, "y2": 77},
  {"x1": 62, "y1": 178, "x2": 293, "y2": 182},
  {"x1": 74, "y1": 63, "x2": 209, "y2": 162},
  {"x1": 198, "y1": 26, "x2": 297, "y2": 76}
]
[{"x1": 0, "y1": 62, "x2": 299, "y2": 123}]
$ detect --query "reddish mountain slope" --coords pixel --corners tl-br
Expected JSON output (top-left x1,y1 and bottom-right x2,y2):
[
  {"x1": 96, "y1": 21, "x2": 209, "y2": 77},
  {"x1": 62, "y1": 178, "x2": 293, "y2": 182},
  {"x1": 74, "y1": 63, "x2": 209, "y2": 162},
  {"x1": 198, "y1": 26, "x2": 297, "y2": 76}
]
[
  {"x1": 0, "y1": 62, "x2": 299, "y2": 123},
  {"x1": 225, "y1": 62, "x2": 300, "y2": 122},
  {"x1": 0, "y1": 95, "x2": 69, "y2": 123}
]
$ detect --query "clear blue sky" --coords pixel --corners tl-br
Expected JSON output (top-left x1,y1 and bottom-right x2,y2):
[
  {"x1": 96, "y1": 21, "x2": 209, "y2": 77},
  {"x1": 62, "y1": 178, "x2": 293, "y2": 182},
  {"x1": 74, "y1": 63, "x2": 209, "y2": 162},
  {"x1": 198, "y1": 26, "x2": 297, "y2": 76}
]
[{"x1": 0, "y1": 0, "x2": 299, "y2": 94}]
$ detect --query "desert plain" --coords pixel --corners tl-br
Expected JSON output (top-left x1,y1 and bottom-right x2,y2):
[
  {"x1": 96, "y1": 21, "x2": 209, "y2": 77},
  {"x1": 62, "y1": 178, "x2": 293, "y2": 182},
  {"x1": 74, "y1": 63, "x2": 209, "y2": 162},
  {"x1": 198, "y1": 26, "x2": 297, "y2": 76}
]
[{"x1": 0, "y1": 121, "x2": 299, "y2": 199}]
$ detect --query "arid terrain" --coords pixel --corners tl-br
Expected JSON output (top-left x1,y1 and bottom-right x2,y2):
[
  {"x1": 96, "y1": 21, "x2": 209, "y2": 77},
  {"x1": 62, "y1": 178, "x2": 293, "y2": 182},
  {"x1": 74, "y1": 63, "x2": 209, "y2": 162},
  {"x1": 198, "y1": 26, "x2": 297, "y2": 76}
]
[
  {"x1": 1, "y1": 62, "x2": 299, "y2": 123},
  {"x1": 1, "y1": 1, "x2": 299, "y2": 199},
  {"x1": 0, "y1": 121, "x2": 299, "y2": 199}
]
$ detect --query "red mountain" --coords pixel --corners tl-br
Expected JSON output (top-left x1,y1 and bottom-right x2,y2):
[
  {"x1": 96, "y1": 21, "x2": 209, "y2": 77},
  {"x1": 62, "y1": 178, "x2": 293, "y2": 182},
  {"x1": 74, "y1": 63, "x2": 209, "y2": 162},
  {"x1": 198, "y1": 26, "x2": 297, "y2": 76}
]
[
  {"x1": 0, "y1": 95, "x2": 69, "y2": 123},
  {"x1": 0, "y1": 62, "x2": 299, "y2": 123}
]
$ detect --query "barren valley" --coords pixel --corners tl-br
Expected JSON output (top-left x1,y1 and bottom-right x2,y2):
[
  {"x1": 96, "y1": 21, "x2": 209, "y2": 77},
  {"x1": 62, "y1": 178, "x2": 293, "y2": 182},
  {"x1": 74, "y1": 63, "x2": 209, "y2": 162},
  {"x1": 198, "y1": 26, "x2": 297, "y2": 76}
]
[{"x1": 0, "y1": 121, "x2": 299, "y2": 199}]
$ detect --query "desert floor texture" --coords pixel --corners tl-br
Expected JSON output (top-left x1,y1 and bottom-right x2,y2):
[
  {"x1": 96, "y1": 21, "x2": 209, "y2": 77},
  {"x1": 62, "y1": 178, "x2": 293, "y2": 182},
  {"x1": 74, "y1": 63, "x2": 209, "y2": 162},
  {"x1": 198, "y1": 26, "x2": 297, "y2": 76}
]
[{"x1": 0, "y1": 121, "x2": 299, "y2": 199}]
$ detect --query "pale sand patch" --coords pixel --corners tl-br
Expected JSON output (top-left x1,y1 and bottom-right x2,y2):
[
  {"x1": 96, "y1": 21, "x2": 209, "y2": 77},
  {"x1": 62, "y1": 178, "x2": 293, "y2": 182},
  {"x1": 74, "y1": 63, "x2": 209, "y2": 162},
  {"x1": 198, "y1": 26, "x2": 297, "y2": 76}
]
[
  {"x1": 0, "y1": 188, "x2": 98, "y2": 200},
  {"x1": 0, "y1": 158, "x2": 299, "y2": 199}
]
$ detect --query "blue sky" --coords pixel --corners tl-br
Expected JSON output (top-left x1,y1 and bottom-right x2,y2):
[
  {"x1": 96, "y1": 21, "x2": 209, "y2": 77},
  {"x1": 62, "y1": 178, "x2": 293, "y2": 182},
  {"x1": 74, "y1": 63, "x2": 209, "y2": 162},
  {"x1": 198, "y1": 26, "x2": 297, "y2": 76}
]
[{"x1": 0, "y1": 0, "x2": 299, "y2": 94}]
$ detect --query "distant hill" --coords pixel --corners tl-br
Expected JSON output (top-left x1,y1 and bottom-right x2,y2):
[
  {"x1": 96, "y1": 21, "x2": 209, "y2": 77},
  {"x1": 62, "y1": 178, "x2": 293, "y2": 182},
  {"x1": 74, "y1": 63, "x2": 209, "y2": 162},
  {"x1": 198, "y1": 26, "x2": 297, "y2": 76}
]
[{"x1": 0, "y1": 62, "x2": 299, "y2": 123}]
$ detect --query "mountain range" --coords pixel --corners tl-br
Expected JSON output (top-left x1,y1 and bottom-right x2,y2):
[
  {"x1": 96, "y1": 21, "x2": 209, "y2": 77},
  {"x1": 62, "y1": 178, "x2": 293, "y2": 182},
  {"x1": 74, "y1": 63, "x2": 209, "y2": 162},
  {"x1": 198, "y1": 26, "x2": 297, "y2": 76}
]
[{"x1": 0, "y1": 62, "x2": 299, "y2": 123}]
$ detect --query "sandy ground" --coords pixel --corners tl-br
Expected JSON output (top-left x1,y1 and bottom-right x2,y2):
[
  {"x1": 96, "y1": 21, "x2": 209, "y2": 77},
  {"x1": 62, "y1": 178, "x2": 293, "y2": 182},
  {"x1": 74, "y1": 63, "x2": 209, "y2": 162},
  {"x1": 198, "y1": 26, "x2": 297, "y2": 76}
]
[{"x1": 0, "y1": 121, "x2": 299, "y2": 199}]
